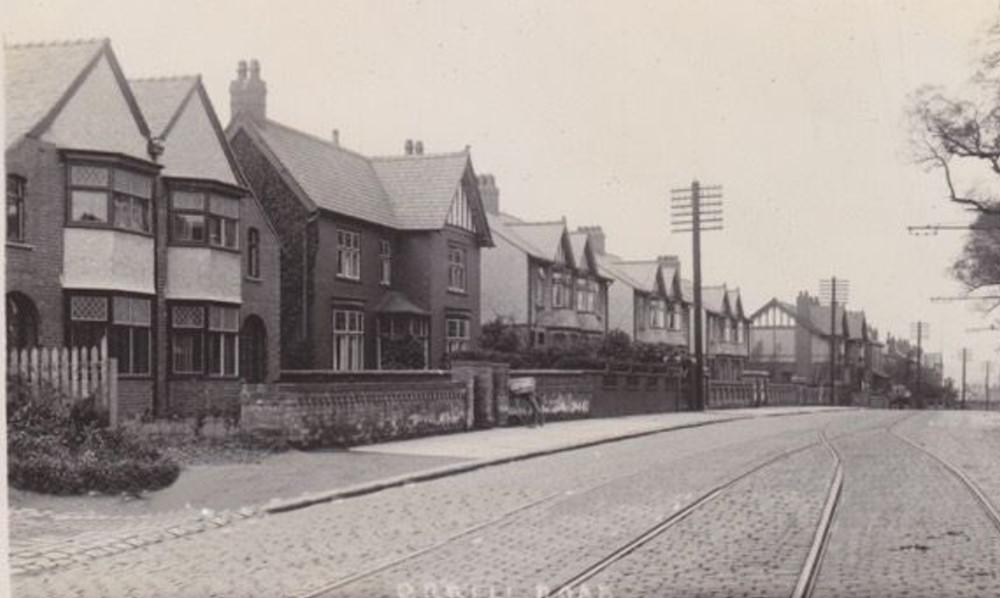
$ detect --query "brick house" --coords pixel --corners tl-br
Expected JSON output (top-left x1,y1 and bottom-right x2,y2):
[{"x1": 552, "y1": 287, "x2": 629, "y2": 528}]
[
  {"x1": 580, "y1": 226, "x2": 689, "y2": 350},
  {"x1": 479, "y1": 179, "x2": 610, "y2": 346},
  {"x1": 701, "y1": 285, "x2": 750, "y2": 380},
  {"x1": 225, "y1": 61, "x2": 492, "y2": 370},
  {"x1": 748, "y1": 292, "x2": 851, "y2": 385},
  {"x1": 5, "y1": 40, "x2": 281, "y2": 417}
]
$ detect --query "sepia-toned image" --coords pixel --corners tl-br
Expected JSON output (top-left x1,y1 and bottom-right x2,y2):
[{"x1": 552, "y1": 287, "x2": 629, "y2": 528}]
[{"x1": 4, "y1": 1, "x2": 1000, "y2": 596}]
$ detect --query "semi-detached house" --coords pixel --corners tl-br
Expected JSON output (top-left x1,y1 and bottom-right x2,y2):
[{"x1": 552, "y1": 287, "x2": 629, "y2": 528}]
[
  {"x1": 4, "y1": 39, "x2": 281, "y2": 417},
  {"x1": 226, "y1": 60, "x2": 492, "y2": 370}
]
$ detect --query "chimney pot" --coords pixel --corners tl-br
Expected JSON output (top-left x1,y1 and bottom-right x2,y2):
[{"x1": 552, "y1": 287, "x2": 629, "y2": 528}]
[
  {"x1": 415, "y1": 140, "x2": 424, "y2": 155},
  {"x1": 331, "y1": 129, "x2": 340, "y2": 146},
  {"x1": 250, "y1": 59, "x2": 260, "y2": 79},
  {"x1": 230, "y1": 59, "x2": 266, "y2": 122},
  {"x1": 237, "y1": 60, "x2": 247, "y2": 80},
  {"x1": 477, "y1": 172, "x2": 500, "y2": 215},
  {"x1": 405, "y1": 139, "x2": 414, "y2": 155}
]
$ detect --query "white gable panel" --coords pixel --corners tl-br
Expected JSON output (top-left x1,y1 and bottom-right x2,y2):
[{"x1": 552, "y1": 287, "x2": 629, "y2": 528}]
[
  {"x1": 42, "y1": 55, "x2": 147, "y2": 159},
  {"x1": 160, "y1": 92, "x2": 238, "y2": 184},
  {"x1": 446, "y1": 185, "x2": 475, "y2": 231}
]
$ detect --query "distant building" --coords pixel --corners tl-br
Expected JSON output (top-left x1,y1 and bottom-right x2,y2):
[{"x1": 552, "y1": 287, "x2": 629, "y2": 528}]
[
  {"x1": 226, "y1": 60, "x2": 493, "y2": 370},
  {"x1": 479, "y1": 182, "x2": 610, "y2": 346},
  {"x1": 701, "y1": 285, "x2": 751, "y2": 381}
]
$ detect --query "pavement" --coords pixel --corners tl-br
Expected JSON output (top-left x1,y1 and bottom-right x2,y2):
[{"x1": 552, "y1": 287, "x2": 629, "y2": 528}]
[{"x1": 7, "y1": 406, "x2": 841, "y2": 578}]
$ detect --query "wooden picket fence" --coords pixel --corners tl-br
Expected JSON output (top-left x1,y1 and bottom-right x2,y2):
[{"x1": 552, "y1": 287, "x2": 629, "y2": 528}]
[{"x1": 7, "y1": 337, "x2": 119, "y2": 426}]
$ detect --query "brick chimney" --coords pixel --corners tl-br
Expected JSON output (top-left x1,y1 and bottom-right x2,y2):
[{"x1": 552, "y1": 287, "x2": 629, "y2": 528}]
[
  {"x1": 478, "y1": 174, "x2": 499, "y2": 214},
  {"x1": 577, "y1": 225, "x2": 605, "y2": 255},
  {"x1": 230, "y1": 59, "x2": 266, "y2": 122},
  {"x1": 405, "y1": 139, "x2": 414, "y2": 155},
  {"x1": 656, "y1": 255, "x2": 679, "y2": 266},
  {"x1": 414, "y1": 140, "x2": 424, "y2": 155},
  {"x1": 331, "y1": 129, "x2": 340, "y2": 147}
]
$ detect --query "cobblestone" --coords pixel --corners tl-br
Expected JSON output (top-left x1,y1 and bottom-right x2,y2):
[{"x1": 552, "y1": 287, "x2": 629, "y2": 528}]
[
  {"x1": 12, "y1": 412, "x2": 852, "y2": 597},
  {"x1": 812, "y1": 426, "x2": 1000, "y2": 598}
]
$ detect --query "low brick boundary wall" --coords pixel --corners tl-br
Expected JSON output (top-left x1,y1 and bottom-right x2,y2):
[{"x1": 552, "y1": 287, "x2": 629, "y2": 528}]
[
  {"x1": 591, "y1": 372, "x2": 685, "y2": 417},
  {"x1": 241, "y1": 375, "x2": 468, "y2": 447},
  {"x1": 506, "y1": 370, "x2": 594, "y2": 423}
]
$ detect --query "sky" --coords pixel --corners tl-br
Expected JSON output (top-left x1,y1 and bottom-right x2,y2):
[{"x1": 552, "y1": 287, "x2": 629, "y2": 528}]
[{"x1": 6, "y1": 0, "x2": 1000, "y2": 384}]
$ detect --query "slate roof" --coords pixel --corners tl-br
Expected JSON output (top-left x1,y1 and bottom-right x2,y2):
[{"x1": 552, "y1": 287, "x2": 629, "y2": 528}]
[
  {"x1": 614, "y1": 261, "x2": 660, "y2": 293},
  {"x1": 596, "y1": 253, "x2": 645, "y2": 289},
  {"x1": 5, "y1": 38, "x2": 129, "y2": 149},
  {"x1": 129, "y1": 76, "x2": 198, "y2": 136},
  {"x1": 487, "y1": 213, "x2": 549, "y2": 260},
  {"x1": 370, "y1": 152, "x2": 472, "y2": 230},
  {"x1": 702, "y1": 286, "x2": 729, "y2": 315},
  {"x1": 372, "y1": 291, "x2": 429, "y2": 315},
  {"x1": 503, "y1": 221, "x2": 567, "y2": 264},
  {"x1": 232, "y1": 117, "x2": 485, "y2": 237},
  {"x1": 805, "y1": 303, "x2": 846, "y2": 336}
]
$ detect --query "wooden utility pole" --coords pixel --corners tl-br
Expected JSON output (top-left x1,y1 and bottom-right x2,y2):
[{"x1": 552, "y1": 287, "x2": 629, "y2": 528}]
[
  {"x1": 671, "y1": 181, "x2": 723, "y2": 411},
  {"x1": 961, "y1": 347, "x2": 967, "y2": 410},
  {"x1": 820, "y1": 278, "x2": 849, "y2": 406}
]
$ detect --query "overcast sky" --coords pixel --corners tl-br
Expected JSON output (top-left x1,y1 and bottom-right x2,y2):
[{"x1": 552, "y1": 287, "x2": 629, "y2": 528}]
[{"x1": 7, "y1": 0, "x2": 1000, "y2": 384}]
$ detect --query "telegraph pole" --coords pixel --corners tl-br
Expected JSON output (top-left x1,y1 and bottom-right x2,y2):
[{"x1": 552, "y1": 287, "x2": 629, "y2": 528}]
[
  {"x1": 910, "y1": 322, "x2": 928, "y2": 408},
  {"x1": 820, "y1": 277, "x2": 849, "y2": 405},
  {"x1": 671, "y1": 180, "x2": 723, "y2": 411},
  {"x1": 961, "y1": 348, "x2": 968, "y2": 409}
]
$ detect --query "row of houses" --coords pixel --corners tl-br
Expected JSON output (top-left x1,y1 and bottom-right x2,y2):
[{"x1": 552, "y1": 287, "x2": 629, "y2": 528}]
[{"x1": 5, "y1": 39, "x2": 896, "y2": 420}]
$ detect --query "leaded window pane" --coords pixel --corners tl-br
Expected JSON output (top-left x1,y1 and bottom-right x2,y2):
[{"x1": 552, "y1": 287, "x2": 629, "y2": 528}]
[
  {"x1": 70, "y1": 166, "x2": 109, "y2": 187},
  {"x1": 209, "y1": 195, "x2": 240, "y2": 218},
  {"x1": 70, "y1": 296, "x2": 109, "y2": 322},
  {"x1": 172, "y1": 191, "x2": 205, "y2": 211},
  {"x1": 172, "y1": 305, "x2": 205, "y2": 329},
  {"x1": 208, "y1": 305, "x2": 240, "y2": 332}
]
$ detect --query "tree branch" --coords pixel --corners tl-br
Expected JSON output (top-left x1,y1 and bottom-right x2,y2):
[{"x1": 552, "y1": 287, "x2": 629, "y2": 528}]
[{"x1": 925, "y1": 143, "x2": 1000, "y2": 215}]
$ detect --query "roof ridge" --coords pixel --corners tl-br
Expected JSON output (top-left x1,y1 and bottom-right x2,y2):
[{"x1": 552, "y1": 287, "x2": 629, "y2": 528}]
[
  {"x1": 505, "y1": 220, "x2": 565, "y2": 227},
  {"x1": 5, "y1": 37, "x2": 108, "y2": 49},
  {"x1": 129, "y1": 74, "x2": 200, "y2": 83},
  {"x1": 260, "y1": 117, "x2": 374, "y2": 162},
  {"x1": 370, "y1": 150, "x2": 469, "y2": 162}
]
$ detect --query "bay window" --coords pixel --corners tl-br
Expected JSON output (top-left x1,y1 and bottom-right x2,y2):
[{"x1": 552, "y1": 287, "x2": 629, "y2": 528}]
[
  {"x1": 68, "y1": 293, "x2": 151, "y2": 376},
  {"x1": 68, "y1": 165, "x2": 152, "y2": 233},
  {"x1": 171, "y1": 303, "x2": 240, "y2": 377},
  {"x1": 170, "y1": 190, "x2": 240, "y2": 249}
]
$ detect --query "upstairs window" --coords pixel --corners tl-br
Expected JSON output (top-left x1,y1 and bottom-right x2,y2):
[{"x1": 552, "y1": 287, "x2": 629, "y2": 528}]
[
  {"x1": 448, "y1": 245, "x2": 467, "y2": 292},
  {"x1": 379, "y1": 239, "x2": 392, "y2": 286},
  {"x1": 648, "y1": 299, "x2": 666, "y2": 329},
  {"x1": 337, "y1": 230, "x2": 361, "y2": 280},
  {"x1": 247, "y1": 228, "x2": 261, "y2": 278},
  {"x1": 170, "y1": 190, "x2": 239, "y2": 249},
  {"x1": 535, "y1": 268, "x2": 546, "y2": 306},
  {"x1": 576, "y1": 278, "x2": 597, "y2": 313},
  {"x1": 68, "y1": 165, "x2": 152, "y2": 233},
  {"x1": 552, "y1": 272, "x2": 569, "y2": 308},
  {"x1": 7, "y1": 175, "x2": 25, "y2": 242}
]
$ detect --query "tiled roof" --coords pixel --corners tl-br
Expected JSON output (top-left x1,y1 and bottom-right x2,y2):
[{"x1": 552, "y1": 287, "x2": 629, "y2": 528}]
[
  {"x1": 504, "y1": 221, "x2": 567, "y2": 263},
  {"x1": 5, "y1": 39, "x2": 106, "y2": 148},
  {"x1": 372, "y1": 290, "x2": 429, "y2": 315},
  {"x1": 805, "y1": 303, "x2": 846, "y2": 336},
  {"x1": 234, "y1": 117, "x2": 478, "y2": 231},
  {"x1": 596, "y1": 253, "x2": 645, "y2": 289},
  {"x1": 246, "y1": 118, "x2": 395, "y2": 226},
  {"x1": 370, "y1": 151, "x2": 471, "y2": 230},
  {"x1": 726, "y1": 289, "x2": 745, "y2": 318},
  {"x1": 614, "y1": 261, "x2": 660, "y2": 293},
  {"x1": 487, "y1": 213, "x2": 549, "y2": 260},
  {"x1": 129, "y1": 76, "x2": 198, "y2": 136},
  {"x1": 702, "y1": 286, "x2": 729, "y2": 315}
]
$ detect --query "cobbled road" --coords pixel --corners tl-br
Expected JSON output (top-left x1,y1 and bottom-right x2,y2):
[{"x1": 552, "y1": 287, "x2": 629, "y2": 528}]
[{"x1": 13, "y1": 410, "x2": 1000, "y2": 598}]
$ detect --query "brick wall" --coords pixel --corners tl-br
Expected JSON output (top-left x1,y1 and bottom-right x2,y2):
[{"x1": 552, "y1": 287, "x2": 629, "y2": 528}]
[
  {"x1": 5, "y1": 139, "x2": 69, "y2": 347},
  {"x1": 118, "y1": 379, "x2": 155, "y2": 420},
  {"x1": 240, "y1": 195, "x2": 282, "y2": 382},
  {"x1": 590, "y1": 372, "x2": 685, "y2": 417},
  {"x1": 240, "y1": 377, "x2": 468, "y2": 447},
  {"x1": 228, "y1": 128, "x2": 316, "y2": 368},
  {"x1": 506, "y1": 370, "x2": 593, "y2": 422},
  {"x1": 168, "y1": 379, "x2": 242, "y2": 417}
]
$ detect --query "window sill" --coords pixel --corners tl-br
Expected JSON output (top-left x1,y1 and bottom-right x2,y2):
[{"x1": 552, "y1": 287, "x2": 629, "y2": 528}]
[
  {"x1": 245, "y1": 276, "x2": 263, "y2": 284},
  {"x1": 6, "y1": 241, "x2": 34, "y2": 251},
  {"x1": 336, "y1": 275, "x2": 362, "y2": 284},
  {"x1": 65, "y1": 223, "x2": 154, "y2": 238},
  {"x1": 119, "y1": 374, "x2": 153, "y2": 380},
  {"x1": 169, "y1": 242, "x2": 241, "y2": 254}
]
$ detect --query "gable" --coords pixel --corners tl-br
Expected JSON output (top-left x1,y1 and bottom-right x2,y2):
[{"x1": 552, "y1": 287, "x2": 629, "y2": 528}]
[
  {"x1": 158, "y1": 88, "x2": 238, "y2": 185},
  {"x1": 42, "y1": 52, "x2": 148, "y2": 159},
  {"x1": 752, "y1": 302, "x2": 797, "y2": 328},
  {"x1": 445, "y1": 182, "x2": 475, "y2": 232},
  {"x1": 554, "y1": 239, "x2": 567, "y2": 265}
]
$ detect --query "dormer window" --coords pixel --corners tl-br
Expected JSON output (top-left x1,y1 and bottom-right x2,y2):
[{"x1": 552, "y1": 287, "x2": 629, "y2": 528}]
[
  {"x1": 67, "y1": 164, "x2": 152, "y2": 234},
  {"x1": 170, "y1": 189, "x2": 240, "y2": 249}
]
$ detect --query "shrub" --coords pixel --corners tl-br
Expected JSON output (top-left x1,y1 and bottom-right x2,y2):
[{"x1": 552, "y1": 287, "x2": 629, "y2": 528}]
[{"x1": 7, "y1": 379, "x2": 180, "y2": 495}]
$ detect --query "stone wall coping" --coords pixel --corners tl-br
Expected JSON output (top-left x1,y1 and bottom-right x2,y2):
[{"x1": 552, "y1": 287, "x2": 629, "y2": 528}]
[{"x1": 280, "y1": 369, "x2": 450, "y2": 377}]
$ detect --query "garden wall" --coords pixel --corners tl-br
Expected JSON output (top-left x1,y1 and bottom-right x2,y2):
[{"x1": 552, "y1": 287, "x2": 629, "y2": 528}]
[
  {"x1": 590, "y1": 372, "x2": 686, "y2": 417},
  {"x1": 241, "y1": 371, "x2": 468, "y2": 447},
  {"x1": 506, "y1": 370, "x2": 595, "y2": 423}
]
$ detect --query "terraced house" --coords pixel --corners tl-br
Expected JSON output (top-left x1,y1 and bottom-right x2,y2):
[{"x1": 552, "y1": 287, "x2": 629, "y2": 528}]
[
  {"x1": 226, "y1": 61, "x2": 492, "y2": 370},
  {"x1": 479, "y1": 177, "x2": 610, "y2": 346},
  {"x1": 4, "y1": 39, "x2": 281, "y2": 417}
]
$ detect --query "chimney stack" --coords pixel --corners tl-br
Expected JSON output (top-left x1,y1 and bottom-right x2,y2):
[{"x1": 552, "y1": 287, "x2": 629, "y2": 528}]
[
  {"x1": 331, "y1": 129, "x2": 340, "y2": 147},
  {"x1": 576, "y1": 225, "x2": 606, "y2": 255},
  {"x1": 477, "y1": 174, "x2": 500, "y2": 214},
  {"x1": 230, "y1": 58, "x2": 267, "y2": 122},
  {"x1": 405, "y1": 139, "x2": 414, "y2": 155},
  {"x1": 414, "y1": 140, "x2": 424, "y2": 155}
]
